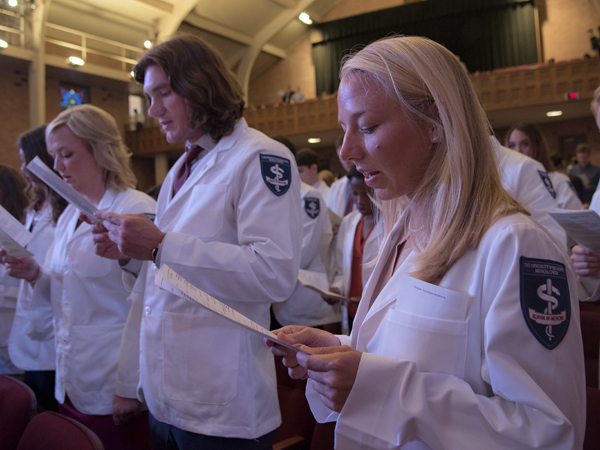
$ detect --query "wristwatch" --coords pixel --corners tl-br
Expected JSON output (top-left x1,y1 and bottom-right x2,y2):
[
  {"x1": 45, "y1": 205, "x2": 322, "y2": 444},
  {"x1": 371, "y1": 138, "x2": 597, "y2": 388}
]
[{"x1": 151, "y1": 242, "x2": 161, "y2": 264}]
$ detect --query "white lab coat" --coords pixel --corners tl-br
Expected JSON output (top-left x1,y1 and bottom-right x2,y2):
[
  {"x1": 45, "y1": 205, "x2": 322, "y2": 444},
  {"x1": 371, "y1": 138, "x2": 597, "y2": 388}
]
[
  {"x1": 307, "y1": 213, "x2": 585, "y2": 449},
  {"x1": 331, "y1": 211, "x2": 383, "y2": 297},
  {"x1": 0, "y1": 265, "x2": 21, "y2": 374},
  {"x1": 139, "y1": 118, "x2": 302, "y2": 438},
  {"x1": 577, "y1": 191, "x2": 600, "y2": 301},
  {"x1": 32, "y1": 188, "x2": 156, "y2": 415},
  {"x1": 313, "y1": 178, "x2": 330, "y2": 199},
  {"x1": 8, "y1": 208, "x2": 56, "y2": 371},
  {"x1": 326, "y1": 176, "x2": 355, "y2": 219},
  {"x1": 549, "y1": 172, "x2": 583, "y2": 210},
  {"x1": 273, "y1": 182, "x2": 339, "y2": 327},
  {"x1": 493, "y1": 138, "x2": 566, "y2": 250}
]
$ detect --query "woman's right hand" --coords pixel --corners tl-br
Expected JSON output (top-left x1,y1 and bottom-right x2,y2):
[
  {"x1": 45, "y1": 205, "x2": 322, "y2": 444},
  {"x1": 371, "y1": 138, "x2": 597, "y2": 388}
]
[
  {"x1": 265, "y1": 326, "x2": 341, "y2": 379},
  {"x1": 3, "y1": 252, "x2": 41, "y2": 283},
  {"x1": 571, "y1": 245, "x2": 600, "y2": 277}
]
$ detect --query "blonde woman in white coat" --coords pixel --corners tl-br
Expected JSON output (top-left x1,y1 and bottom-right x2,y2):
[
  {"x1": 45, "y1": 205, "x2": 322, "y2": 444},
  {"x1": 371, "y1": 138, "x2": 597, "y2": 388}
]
[
  {"x1": 5, "y1": 105, "x2": 156, "y2": 450},
  {"x1": 268, "y1": 36, "x2": 585, "y2": 450}
]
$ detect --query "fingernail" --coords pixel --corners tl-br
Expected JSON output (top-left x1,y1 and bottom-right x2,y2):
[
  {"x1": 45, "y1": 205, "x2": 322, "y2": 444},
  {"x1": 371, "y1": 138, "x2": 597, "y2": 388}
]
[{"x1": 18, "y1": 259, "x2": 23, "y2": 263}]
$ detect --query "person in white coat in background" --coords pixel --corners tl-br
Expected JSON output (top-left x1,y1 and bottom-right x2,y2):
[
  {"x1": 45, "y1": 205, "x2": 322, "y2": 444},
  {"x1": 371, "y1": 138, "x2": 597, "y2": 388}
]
[
  {"x1": 7, "y1": 125, "x2": 67, "y2": 412},
  {"x1": 89, "y1": 34, "x2": 302, "y2": 450},
  {"x1": 268, "y1": 36, "x2": 585, "y2": 450},
  {"x1": 491, "y1": 137, "x2": 567, "y2": 251},
  {"x1": 570, "y1": 86, "x2": 600, "y2": 299},
  {"x1": 0, "y1": 165, "x2": 30, "y2": 377},
  {"x1": 4, "y1": 105, "x2": 156, "y2": 450},
  {"x1": 323, "y1": 167, "x2": 382, "y2": 333},
  {"x1": 269, "y1": 136, "x2": 340, "y2": 333},
  {"x1": 297, "y1": 147, "x2": 330, "y2": 198},
  {"x1": 326, "y1": 134, "x2": 357, "y2": 223},
  {"x1": 506, "y1": 122, "x2": 582, "y2": 211}
]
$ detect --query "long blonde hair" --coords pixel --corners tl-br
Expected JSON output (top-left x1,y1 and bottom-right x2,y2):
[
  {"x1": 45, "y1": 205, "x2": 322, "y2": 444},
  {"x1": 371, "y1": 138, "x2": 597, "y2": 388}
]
[
  {"x1": 340, "y1": 36, "x2": 526, "y2": 284},
  {"x1": 46, "y1": 105, "x2": 137, "y2": 191}
]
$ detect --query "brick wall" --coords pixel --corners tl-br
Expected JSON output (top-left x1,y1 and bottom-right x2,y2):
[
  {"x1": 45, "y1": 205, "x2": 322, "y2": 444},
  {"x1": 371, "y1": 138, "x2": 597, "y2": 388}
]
[
  {"x1": 0, "y1": 69, "x2": 130, "y2": 174},
  {"x1": 0, "y1": 66, "x2": 32, "y2": 171}
]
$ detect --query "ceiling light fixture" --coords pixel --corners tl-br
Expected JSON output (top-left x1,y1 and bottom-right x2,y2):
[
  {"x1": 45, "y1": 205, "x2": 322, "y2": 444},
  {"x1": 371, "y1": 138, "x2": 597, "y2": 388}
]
[
  {"x1": 0, "y1": 39, "x2": 8, "y2": 49},
  {"x1": 299, "y1": 13, "x2": 312, "y2": 25},
  {"x1": 8, "y1": 0, "x2": 18, "y2": 7},
  {"x1": 144, "y1": 40, "x2": 152, "y2": 49},
  {"x1": 308, "y1": 138, "x2": 321, "y2": 144},
  {"x1": 546, "y1": 110, "x2": 563, "y2": 117},
  {"x1": 68, "y1": 56, "x2": 85, "y2": 66}
]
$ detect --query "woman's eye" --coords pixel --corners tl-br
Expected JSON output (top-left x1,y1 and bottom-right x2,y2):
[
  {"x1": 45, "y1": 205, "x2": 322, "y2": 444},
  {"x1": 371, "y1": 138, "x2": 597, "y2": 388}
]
[{"x1": 361, "y1": 126, "x2": 376, "y2": 135}]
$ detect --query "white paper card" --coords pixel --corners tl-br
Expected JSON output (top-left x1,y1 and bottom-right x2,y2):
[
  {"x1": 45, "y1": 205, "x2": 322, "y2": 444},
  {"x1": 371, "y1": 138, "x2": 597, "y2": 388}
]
[
  {"x1": 298, "y1": 269, "x2": 349, "y2": 302},
  {"x1": 155, "y1": 264, "x2": 309, "y2": 354},
  {"x1": 395, "y1": 274, "x2": 469, "y2": 322},
  {"x1": 27, "y1": 156, "x2": 99, "y2": 223},
  {"x1": 549, "y1": 209, "x2": 600, "y2": 253},
  {"x1": 0, "y1": 205, "x2": 33, "y2": 257}
]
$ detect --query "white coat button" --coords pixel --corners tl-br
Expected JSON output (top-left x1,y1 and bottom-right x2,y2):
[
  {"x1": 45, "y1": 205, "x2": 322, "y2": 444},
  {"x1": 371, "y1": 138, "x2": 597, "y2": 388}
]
[{"x1": 144, "y1": 306, "x2": 151, "y2": 316}]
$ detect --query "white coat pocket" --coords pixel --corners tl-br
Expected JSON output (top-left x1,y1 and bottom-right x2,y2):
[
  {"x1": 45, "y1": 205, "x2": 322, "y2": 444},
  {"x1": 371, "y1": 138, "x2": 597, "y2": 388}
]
[
  {"x1": 162, "y1": 312, "x2": 241, "y2": 405},
  {"x1": 69, "y1": 324, "x2": 122, "y2": 393},
  {"x1": 377, "y1": 275, "x2": 469, "y2": 378},
  {"x1": 181, "y1": 184, "x2": 227, "y2": 238}
]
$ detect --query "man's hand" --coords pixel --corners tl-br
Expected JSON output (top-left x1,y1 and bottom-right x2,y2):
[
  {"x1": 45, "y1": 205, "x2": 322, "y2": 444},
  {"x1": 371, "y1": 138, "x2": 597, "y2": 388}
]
[
  {"x1": 322, "y1": 287, "x2": 342, "y2": 305},
  {"x1": 112, "y1": 395, "x2": 142, "y2": 426},
  {"x1": 93, "y1": 211, "x2": 165, "y2": 261},
  {"x1": 571, "y1": 245, "x2": 600, "y2": 277}
]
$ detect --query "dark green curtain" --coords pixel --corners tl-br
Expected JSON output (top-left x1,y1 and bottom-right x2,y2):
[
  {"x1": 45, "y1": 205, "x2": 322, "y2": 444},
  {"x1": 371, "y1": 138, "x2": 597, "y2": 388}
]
[{"x1": 312, "y1": 0, "x2": 537, "y2": 94}]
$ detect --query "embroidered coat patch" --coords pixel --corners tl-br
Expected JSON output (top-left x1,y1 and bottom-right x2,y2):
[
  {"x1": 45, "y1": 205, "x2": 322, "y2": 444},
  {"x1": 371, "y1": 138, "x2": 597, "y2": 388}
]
[
  {"x1": 260, "y1": 154, "x2": 291, "y2": 196},
  {"x1": 304, "y1": 197, "x2": 320, "y2": 219},
  {"x1": 538, "y1": 170, "x2": 556, "y2": 199},
  {"x1": 520, "y1": 257, "x2": 570, "y2": 350}
]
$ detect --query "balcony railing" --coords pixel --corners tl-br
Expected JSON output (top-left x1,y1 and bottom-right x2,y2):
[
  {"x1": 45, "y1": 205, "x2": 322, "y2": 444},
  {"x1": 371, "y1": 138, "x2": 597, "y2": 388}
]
[
  {"x1": 0, "y1": 8, "x2": 143, "y2": 77},
  {"x1": 471, "y1": 58, "x2": 600, "y2": 111}
]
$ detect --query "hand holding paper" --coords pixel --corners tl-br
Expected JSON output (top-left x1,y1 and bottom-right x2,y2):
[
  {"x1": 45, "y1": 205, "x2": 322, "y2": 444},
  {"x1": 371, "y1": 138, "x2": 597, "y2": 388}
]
[
  {"x1": 0, "y1": 204, "x2": 33, "y2": 258},
  {"x1": 155, "y1": 264, "x2": 309, "y2": 355}
]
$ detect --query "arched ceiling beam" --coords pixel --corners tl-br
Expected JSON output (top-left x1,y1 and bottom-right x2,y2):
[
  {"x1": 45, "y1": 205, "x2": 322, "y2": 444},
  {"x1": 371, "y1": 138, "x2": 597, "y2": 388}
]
[{"x1": 236, "y1": 0, "x2": 316, "y2": 102}]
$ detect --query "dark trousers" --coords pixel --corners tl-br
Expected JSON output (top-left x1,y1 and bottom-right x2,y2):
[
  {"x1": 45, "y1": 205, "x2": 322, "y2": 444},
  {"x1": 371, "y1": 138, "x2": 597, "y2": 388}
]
[
  {"x1": 23, "y1": 370, "x2": 58, "y2": 412},
  {"x1": 149, "y1": 412, "x2": 277, "y2": 450}
]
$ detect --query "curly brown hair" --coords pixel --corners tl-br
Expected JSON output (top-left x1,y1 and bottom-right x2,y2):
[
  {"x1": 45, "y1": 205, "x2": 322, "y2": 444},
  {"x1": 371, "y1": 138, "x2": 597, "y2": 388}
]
[{"x1": 134, "y1": 34, "x2": 244, "y2": 142}]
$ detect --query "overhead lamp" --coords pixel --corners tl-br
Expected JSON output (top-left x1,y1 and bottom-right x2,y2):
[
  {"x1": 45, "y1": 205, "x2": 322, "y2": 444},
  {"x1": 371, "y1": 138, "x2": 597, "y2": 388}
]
[
  {"x1": 8, "y1": 0, "x2": 18, "y2": 7},
  {"x1": 0, "y1": 39, "x2": 8, "y2": 49},
  {"x1": 130, "y1": 70, "x2": 135, "y2": 78},
  {"x1": 299, "y1": 12, "x2": 312, "y2": 25},
  {"x1": 546, "y1": 110, "x2": 563, "y2": 117},
  {"x1": 30, "y1": 0, "x2": 36, "y2": 9},
  {"x1": 68, "y1": 56, "x2": 85, "y2": 66},
  {"x1": 308, "y1": 138, "x2": 321, "y2": 144},
  {"x1": 144, "y1": 40, "x2": 152, "y2": 49}
]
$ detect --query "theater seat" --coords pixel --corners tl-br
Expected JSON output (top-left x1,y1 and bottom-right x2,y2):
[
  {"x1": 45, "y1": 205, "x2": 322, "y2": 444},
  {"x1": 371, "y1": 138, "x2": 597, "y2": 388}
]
[
  {"x1": 0, "y1": 375, "x2": 37, "y2": 450},
  {"x1": 580, "y1": 301, "x2": 600, "y2": 388},
  {"x1": 17, "y1": 411, "x2": 104, "y2": 450},
  {"x1": 272, "y1": 355, "x2": 316, "y2": 450},
  {"x1": 585, "y1": 386, "x2": 600, "y2": 450}
]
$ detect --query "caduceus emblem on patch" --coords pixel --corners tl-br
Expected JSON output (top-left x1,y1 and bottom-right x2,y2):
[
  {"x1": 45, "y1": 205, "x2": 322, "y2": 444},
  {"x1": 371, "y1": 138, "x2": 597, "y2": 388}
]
[
  {"x1": 260, "y1": 154, "x2": 291, "y2": 197},
  {"x1": 520, "y1": 256, "x2": 570, "y2": 350}
]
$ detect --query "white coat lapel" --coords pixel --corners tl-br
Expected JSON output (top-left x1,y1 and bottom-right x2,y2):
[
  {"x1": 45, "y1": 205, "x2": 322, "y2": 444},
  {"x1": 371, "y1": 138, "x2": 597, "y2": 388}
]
[
  {"x1": 351, "y1": 217, "x2": 412, "y2": 349},
  {"x1": 157, "y1": 119, "x2": 242, "y2": 226},
  {"x1": 28, "y1": 207, "x2": 53, "y2": 243}
]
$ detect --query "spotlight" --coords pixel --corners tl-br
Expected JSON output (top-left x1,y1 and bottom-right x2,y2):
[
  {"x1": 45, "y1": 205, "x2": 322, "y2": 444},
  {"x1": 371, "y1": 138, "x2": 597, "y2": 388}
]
[
  {"x1": 546, "y1": 111, "x2": 562, "y2": 117},
  {"x1": 144, "y1": 40, "x2": 152, "y2": 49},
  {"x1": 8, "y1": 0, "x2": 18, "y2": 7},
  {"x1": 299, "y1": 13, "x2": 312, "y2": 25},
  {"x1": 308, "y1": 138, "x2": 321, "y2": 144},
  {"x1": 68, "y1": 56, "x2": 85, "y2": 66},
  {"x1": 0, "y1": 40, "x2": 8, "y2": 49}
]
